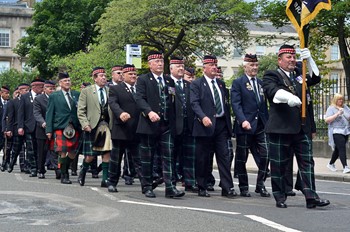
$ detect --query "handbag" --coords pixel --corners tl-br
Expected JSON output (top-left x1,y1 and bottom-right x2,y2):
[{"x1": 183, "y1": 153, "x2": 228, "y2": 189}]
[{"x1": 63, "y1": 123, "x2": 75, "y2": 139}]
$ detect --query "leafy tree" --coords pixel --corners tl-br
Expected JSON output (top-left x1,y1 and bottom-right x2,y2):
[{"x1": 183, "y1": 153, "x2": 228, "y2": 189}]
[
  {"x1": 50, "y1": 44, "x2": 125, "y2": 90},
  {"x1": 256, "y1": 0, "x2": 350, "y2": 99},
  {"x1": 97, "y1": 0, "x2": 256, "y2": 73},
  {"x1": 14, "y1": 0, "x2": 111, "y2": 78},
  {"x1": 0, "y1": 69, "x2": 39, "y2": 94}
]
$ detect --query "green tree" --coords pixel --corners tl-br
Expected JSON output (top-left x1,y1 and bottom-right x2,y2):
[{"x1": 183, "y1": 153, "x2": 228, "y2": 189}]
[
  {"x1": 256, "y1": 0, "x2": 350, "y2": 99},
  {"x1": 14, "y1": 0, "x2": 111, "y2": 78},
  {"x1": 50, "y1": 44, "x2": 125, "y2": 89},
  {"x1": 0, "y1": 69, "x2": 39, "y2": 94},
  {"x1": 97, "y1": 0, "x2": 256, "y2": 73}
]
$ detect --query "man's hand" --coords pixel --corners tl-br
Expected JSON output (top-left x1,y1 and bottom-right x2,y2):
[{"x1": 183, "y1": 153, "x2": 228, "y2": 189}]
[
  {"x1": 242, "y1": 120, "x2": 251, "y2": 130},
  {"x1": 84, "y1": 125, "x2": 92, "y2": 132},
  {"x1": 18, "y1": 128, "x2": 24, "y2": 136},
  {"x1": 202, "y1": 116, "x2": 212, "y2": 127},
  {"x1": 120, "y1": 112, "x2": 131, "y2": 122},
  {"x1": 5, "y1": 131, "x2": 12, "y2": 138},
  {"x1": 42, "y1": 122, "x2": 46, "y2": 128},
  {"x1": 46, "y1": 133, "x2": 52, "y2": 140},
  {"x1": 148, "y1": 111, "x2": 160, "y2": 122}
]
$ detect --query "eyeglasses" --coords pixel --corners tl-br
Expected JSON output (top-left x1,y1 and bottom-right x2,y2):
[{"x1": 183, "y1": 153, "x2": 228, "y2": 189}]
[{"x1": 114, "y1": 72, "x2": 122, "y2": 74}]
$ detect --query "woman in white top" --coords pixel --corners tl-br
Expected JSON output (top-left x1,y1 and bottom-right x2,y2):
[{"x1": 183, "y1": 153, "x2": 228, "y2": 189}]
[{"x1": 325, "y1": 93, "x2": 350, "y2": 174}]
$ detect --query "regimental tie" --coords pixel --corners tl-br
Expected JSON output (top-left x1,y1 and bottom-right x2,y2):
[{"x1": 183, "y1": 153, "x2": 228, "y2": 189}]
[
  {"x1": 176, "y1": 80, "x2": 183, "y2": 91},
  {"x1": 251, "y1": 77, "x2": 260, "y2": 103},
  {"x1": 158, "y1": 76, "x2": 164, "y2": 90},
  {"x1": 66, "y1": 92, "x2": 74, "y2": 109},
  {"x1": 130, "y1": 86, "x2": 136, "y2": 99},
  {"x1": 211, "y1": 80, "x2": 223, "y2": 115},
  {"x1": 99, "y1": 88, "x2": 105, "y2": 106}
]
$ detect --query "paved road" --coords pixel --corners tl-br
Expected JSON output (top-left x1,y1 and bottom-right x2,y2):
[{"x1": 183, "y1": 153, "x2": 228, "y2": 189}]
[{"x1": 1, "y1": 167, "x2": 349, "y2": 232}]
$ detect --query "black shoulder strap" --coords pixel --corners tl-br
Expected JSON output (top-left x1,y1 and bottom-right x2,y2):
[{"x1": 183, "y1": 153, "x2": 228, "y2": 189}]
[{"x1": 276, "y1": 68, "x2": 297, "y2": 95}]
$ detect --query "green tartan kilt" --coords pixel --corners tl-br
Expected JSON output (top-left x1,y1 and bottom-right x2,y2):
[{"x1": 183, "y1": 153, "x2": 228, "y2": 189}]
[{"x1": 77, "y1": 130, "x2": 103, "y2": 156}]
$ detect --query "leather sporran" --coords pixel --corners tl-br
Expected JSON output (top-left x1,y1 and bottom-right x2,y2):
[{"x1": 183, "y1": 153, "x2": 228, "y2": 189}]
[
  {"x1": 93, "y1": 121, "x2": 112, "y2": 151},
  {"x1": 63, "y1": 123, "x2": 75, "y2": 139}
]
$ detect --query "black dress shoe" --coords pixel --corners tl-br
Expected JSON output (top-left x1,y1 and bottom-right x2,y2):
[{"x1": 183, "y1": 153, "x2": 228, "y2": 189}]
[
  {"x1": 276, "y1": 202, "x2": 288, "y2": 208},
  {"x1": 108, "y1": 185, "x2": 118, "y2": 192},
  {"x1": 101, "y1": 180, "x2": 108, "y2": 188},
  {"x1": 185, "y1": 185, "x2": 199, "y2": 193},
  {"x1": 239, "y1": 190, "x2": 251, "y2": 197},
  {"x1": 255, "y1": 187, "x2": 271, "y2": 197},
  {"x1": 198, "y1": 189, "x2": 210, "y2": 197},
  {"x1": 207, "y1": 185, "x2": 215, "y2": 191},
  {"x1": 306, "y1": 198, "x2": 330, "y2": 209},
  {"x1": 144, "y1": 190, "x2": 156, "y2": 198},
  {"x1": 165, "y1": 188, "x2": 185, "y2": 198},
  {"x1": 38, "y1": 173, "x2": 45, "y2": 179},
  {"x1": 222, "y1": 189, "x2": 238, "y2": 198},
  {"x1": 151, "y1": 177, "x2": 164, "y2": 190},
  {"x1": 61, "y1": 174, "x2": 72, "y2": 184},
  {"x1": 286, "y1": 191, "x2": 296, "y2": 196},
  {"x1": 55, "y1": 169, "x2": 61, "y2": 180},
  {"x1": 71, "y1": 170, "x2": 77, "y2": 176},
  {"x1": 29, "y1": 172, "x2": 37, "y2": 177},
  {"x1": 125, "y1": 177, "x2": 134, "y2": 185},
  {"x1": 78, "y1": 171, "x2": 86, "y2": 186}
]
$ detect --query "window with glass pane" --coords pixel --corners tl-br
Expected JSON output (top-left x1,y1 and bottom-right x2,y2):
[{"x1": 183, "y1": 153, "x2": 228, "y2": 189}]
[
  {"x1": 0, "y1": 28, "x2": 10, "y2": 47},
  {"x1": 0, "y1": 61, "x2": 10, "y2": 73},
  {"x1": 256, "y1": 45, "x2": 265, "y2": 57},
  {"x1": 330, "y1": 45, "x2": 339, "y2": 61},
  {"x1": 330, "y1": 73, "x2": 339, "y2": 94}
]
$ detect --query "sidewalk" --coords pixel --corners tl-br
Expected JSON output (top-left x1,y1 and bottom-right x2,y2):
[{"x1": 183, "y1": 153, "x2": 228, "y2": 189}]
[{"x1": 244, "y1": 155, "x2": 350, "y2": 182}]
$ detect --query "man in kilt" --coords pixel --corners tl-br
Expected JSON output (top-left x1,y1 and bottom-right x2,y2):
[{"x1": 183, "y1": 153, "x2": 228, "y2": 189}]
[
  {"x1": 17, "y1": 78, "x2": 45, "y2": 177},
  {"x1": 107, "y1": 64, "x2": 142, "y2": 192},
  {"x1": 169, "y1": 56, "x2": 197, "y2": 192},
  {"x1": 77, "y1": 67, "x2": 112, "y2": 188},
  {"x1": 262, "y1": 44, "x2": 330, "y2": 209},
  {"x1": 136, "y1": 51, "x2": 185, "y2": 198},
  {"x1": 46, "y1": 72, "x2": 81, "y2": 184}
]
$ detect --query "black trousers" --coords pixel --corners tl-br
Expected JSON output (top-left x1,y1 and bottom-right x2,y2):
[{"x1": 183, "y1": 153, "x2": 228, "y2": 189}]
[
  {"x1": 195, "y1": 117, "x2": 233, "y2": 191},
  {"x1": 37, "y1": 138, "x2": 48, "y2": 174},
  {"x1": 330, "y1": 134, "x2": 349, "y2": 167}
]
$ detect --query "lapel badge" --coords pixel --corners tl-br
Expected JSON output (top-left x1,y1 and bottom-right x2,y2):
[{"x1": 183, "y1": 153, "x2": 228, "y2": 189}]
[{"x1": 246, "y1": 82, "x2": 253, "y2": 91}]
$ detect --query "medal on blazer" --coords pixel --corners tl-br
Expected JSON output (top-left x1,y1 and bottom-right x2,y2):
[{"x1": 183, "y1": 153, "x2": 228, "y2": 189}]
[{"x1": 246, "y1": 82, "x2": 253, "y2": 91}]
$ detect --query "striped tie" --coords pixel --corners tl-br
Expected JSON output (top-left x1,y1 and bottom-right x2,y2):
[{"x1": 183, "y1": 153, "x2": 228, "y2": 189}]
[{"x1": 211, "y1": 80, "x2": 222, "y2": 115}]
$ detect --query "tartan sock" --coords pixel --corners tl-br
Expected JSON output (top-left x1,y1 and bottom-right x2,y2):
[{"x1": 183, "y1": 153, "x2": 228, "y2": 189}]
[{"x1": 102, "y1": 162, "x2": 109, "y2": 181}]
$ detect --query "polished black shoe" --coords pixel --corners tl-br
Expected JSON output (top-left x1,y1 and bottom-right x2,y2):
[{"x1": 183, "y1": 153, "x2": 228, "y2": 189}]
[
  {"x1": 185, "y1": 185, "x2": 199, "y2": 193},
  {"x1": 306, "y1": 198, "x2": 330, "y2": 209},
  {"x1": 255, "y1": 187, "x2": 271, "y2": 197},
  {"x1": 125, "y1": 177, "x2": 134, "y2": 185},
  {"x1": 29, "y1": 172, "x2": 37, "y2": 177},
  {"x1": 108, "y1": 185, "x2": 118, "y2": 192},
  {"x1": 286, "y1": 191, "x2": 296, "y2": 197},
  {"x1": 71, "y1": 170, "x2": 78, "y2": 176},
  {"x1": 144, "y1": 190, "x2": 156, "y2": 198},
  {"x1": 101, "y1": 180, "x2": 108, "y2": 188},
  {"x1": 222, "y1": 189, "x2": 238, "y2": 198},
  {"x1": 151, "y1": 177, "x2": 164, "y2": 190},
  {"x1": 239, "y1": 190, "x2": 251, "y2": 197},
  {"x1": 198, "y1": 189, "x2": 210, "y2": 197},
  {"x1": 7, "y1": 165, "x2": 14, "y2": 173},
  {"x1": 165, "y1": 188, "x2": 185, "y2": 198},
  {"x1": 276, "y1": 202, "x2": 288, "y2": 208},
  {"x1": 38, "y1": 173, "x2": 45, "y2": 179},
  {"x1": 207, "y1": 185, "x2": 215, "y2": 191},
  {"x1": 78, "y1": 171, "x2": 86, "y2": 186},
  {"x1": 61, "y1": 174, "x2": 72, "y2": 184},
  {"x1": 1, "y1": 163, "x2": 8, "y2": 172}
]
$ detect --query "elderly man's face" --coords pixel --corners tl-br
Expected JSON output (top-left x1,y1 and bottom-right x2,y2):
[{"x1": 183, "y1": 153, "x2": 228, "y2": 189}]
[
  {"x1": 112, "y1": 70, "x2": 123, "y2": 83},
  {"x1": 31, "y1": 83, "x2": 44, "y2": 94},
  {"x1": 203, "y1": 63, "x2": 217, "y2": 79},
  {"x1": 170, "y1": 64, "x2": 185, "y2": 79},
  {"x1": 94, "y1": 73, "x2": 107, "y2": 87},
  {"x1": 148, "y1": 59, "x2": 164, "y2": 75},
  {"x1": 244, "y1": 62, "x2": 259, "y2": 77},
  {"x1": 278, "y1": 53, "x2": 296, "y2": 72},
  {"x1": 59, "y1": 78, "x2": 72, "y2": 92}
]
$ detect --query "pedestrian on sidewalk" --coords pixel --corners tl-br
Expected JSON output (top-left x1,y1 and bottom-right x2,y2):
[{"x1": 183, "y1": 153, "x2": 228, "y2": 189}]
[{"x1": 325, "y1": 93, "x2": 350, "y2": 174}]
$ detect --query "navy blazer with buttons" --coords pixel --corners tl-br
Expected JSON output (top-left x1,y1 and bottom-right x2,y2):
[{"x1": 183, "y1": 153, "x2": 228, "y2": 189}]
[{"x1": 231, "y1": 74, "x2": 268, "y2": 135}]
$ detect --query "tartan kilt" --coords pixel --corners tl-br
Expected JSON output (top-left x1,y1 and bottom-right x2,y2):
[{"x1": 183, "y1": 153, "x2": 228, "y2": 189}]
[
  {"x1": 53, "y1": 129, "x2": 80, "y2": 153},
  {"x1": 77, "y1": 129, "x2": 109, "y2": 156}
]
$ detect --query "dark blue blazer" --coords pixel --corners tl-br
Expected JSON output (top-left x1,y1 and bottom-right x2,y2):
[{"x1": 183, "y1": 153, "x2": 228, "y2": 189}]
[
  {"x1": 190, "y1": 76, "x2": 232, "y2": 137},
  {"x1": 174, "y1": 79, "x2": 194, "y2": 135},
  {"x1": 231, "y1": 74, "x2": 268, "y2": 135}
]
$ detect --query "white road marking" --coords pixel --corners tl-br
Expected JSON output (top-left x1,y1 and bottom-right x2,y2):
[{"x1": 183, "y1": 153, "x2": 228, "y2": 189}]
[
  {"x1": 245, "y1": 215, "x2": 302, "y2": 232},
  {"x1": 119, "y1": 200, "x2": 240, "y2": 215},
  {"x1": 90, "y1": 187, "x2": 118, "y2": 201}
]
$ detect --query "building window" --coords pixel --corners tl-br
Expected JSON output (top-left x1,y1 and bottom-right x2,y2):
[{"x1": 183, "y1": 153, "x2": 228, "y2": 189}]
[
  {"x1": 331, "y1": 45, "x2": 339, "y2": 60},
  {"x1": 0, "y1": 61, "x2": 10, "y2": 73},
  {"x1": 330, "y1": 72, "x2": 339, "y2": 94},
  {"x1": 21, "y1": 29, "x2": 28, "y2": 38},
  {"x1": 256, "y1": 45, "x2": 265, "y2": 57},
  {"x1": 0, "y1": 28, "x2": 10, "y2": 47},
  {"x1": 232, "y1": 47, "x2": 243, "y2": 58}
]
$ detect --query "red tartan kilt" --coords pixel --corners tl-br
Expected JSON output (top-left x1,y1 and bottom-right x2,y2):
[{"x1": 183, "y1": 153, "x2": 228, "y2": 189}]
[
  {"x1": 54, "y1": 129, "x2": 80, "y2": 153},
  {"x1": 47, "y1": 138, "x2": 55, "y2": 151}
]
